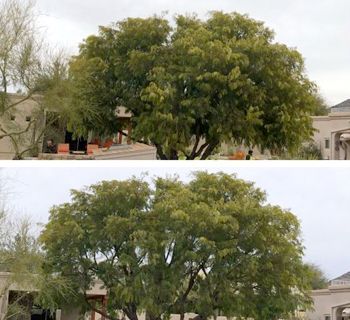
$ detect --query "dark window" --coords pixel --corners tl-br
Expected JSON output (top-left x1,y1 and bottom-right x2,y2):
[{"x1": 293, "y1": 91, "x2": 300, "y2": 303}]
[
  {"x1": 325, "y1": 139, "x2": 330, "y2": 149},
  {"x1": 26, "y1": 116, "x2": 31, "y2": 122},
  {"x1": 10, "y1": 115, "x2": 16, "y2": 121}
]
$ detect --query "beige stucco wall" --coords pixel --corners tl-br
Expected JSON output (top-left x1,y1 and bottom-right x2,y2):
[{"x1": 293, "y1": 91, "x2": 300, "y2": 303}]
[
  {"x1": 0, "y1": 274, "x2": 9, "y2": 320},
  {"x1": 306, "y1": 285, "x2": 350, "y2": 320},
  {"x1": 0, "y1": 97, "x2": 157, "y2": 160},
  {"x1": 0, "y1": 274, "x2": 108, "y2": 319},
  {"x1": 0, "y1": 94, "x2": 44, "y2": 159},
  {"x1": 312, "y1": 113, "x2": 350, "y2": 160}
]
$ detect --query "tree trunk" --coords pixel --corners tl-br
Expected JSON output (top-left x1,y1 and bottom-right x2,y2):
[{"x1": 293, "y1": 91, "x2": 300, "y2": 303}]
[
  {"x1": 180, "y1": 310, "x2": 185, "y2": 320},
  {"x1": 154, "y1": 143, "x2": 168, "y2": 160},
  {"x1": 200, "y1": 140, "x2": 220, "y2": 160},
  {"x1": 169, "y1": 149, "x2": 179, "y2": 160},
  {"x1": 123, "y1": 306, "x2": 139, "y2": 320}
]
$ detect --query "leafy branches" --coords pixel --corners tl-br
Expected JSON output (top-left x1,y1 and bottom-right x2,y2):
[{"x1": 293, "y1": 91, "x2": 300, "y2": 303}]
[
  {"x1": 40, "y1": 173, "x2": 314, "y2": 320},
  {"x1": 69, "y1": 12, "x2": 321, "y2": 159}
]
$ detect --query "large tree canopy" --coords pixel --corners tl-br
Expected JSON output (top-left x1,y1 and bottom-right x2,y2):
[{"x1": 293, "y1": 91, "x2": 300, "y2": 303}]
[
  {"x1": 69, "y1": 12, "x2": 319, "y2": 159},
  {"x1": 40, "y1": 172, "x2": 313, "y2": 320}
]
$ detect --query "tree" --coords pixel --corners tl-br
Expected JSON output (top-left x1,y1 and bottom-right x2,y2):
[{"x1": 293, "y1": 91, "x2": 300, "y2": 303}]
[
  {"x1": 0, "y1": 0, "x2": 41, "y2": 145},
  {"x1": 40, "y1": 172, "x2": 314, "y2": 320},
  {"x1": 305, "y1": 263, "x2": 329, "y2": 290},
  {"x1": 312, "y1": 94, "x2": 329, "y2": 116},
  {"x1": 0, "y1": 0, "x2": 68, "y2": 159},
  {"x1": 0, "y1": 172, "x2": 75, "y2": 320},
  {"x1": 0, "y1": 217, "x2": 75, "y2": 320},
  {"x1": 69, "y1": 12, "x2": 320, "y2": 159}
]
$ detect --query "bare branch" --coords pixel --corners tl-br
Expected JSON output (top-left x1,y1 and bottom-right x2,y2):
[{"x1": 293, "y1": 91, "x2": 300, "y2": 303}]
[{"x1": 0, "y1": 119, "x2": 34, "y2": 139}]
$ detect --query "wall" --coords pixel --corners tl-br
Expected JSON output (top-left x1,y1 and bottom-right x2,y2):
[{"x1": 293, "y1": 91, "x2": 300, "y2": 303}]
[
  {"x1": 312, "y1": 113, "x2": 350, "y2": 160},
  {"x1": 306, "y1": 285, "x2": 350, "y2": 320},
  {"x1": 0, "y1": 94, "x2": 44, "y2": 159}
]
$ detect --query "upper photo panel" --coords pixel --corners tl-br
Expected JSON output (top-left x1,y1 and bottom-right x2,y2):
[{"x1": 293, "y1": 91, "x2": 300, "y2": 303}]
[{"x1": 0, "y1": 0, "x2": 348, "y2": 160}]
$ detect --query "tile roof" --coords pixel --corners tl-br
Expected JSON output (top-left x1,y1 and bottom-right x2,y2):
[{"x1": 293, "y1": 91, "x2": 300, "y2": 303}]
[
  {"x1": 332, "y1": 272, "x2": 350, "y2": 282},
  {"x1": 332, "y1": 99, "x2": 350, "y2": 112}
]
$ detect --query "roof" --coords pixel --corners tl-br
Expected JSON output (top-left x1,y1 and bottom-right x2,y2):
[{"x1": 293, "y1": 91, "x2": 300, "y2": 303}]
[
  {"x1": 331, "y1": 99, "x2": 350, "y2": 113},
  {"x1": 332, "y1": 272, "x2": 350, "y2": 282}
]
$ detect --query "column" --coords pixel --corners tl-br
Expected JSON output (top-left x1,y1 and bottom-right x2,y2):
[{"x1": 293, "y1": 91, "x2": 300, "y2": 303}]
[
  {"x1": 118, "y1": 132, "x2": 123, "y2": 145},
  {"x1": 127, "y1": 122, "x2": 132, "y2": 145}
]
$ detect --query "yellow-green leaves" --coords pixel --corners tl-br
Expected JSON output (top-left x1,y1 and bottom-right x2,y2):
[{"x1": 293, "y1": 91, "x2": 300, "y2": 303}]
[
  {"x1": 67, "y1": 11, "x2": 319, "y2": 159},
  {"x1": 40, "y1": 173, "x2": 312, "y2": 320}
]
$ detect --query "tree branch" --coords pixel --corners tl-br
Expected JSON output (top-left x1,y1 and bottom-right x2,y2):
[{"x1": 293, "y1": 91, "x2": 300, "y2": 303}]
[
  {"x1": 193, "y1": 142, "x2": 210, "y2": 159},
  {"x1": 2, "y1": 93, "x2": 34, "y2": 114},
  {"x1": 117, "y1": 130, "x2": 150, "y2": 146},
  {"x1": 84, "y1": 296, "x2": 119, "y2": 320},
  {"x1": 154, "y1": 143, "x2": 168, "y2": 160},
  {"x1": 200, "y1": 140, "x2": 220, "y2": 160},
  {"x1": 0, "y1": 119, "x2": 35, "y2": 140}
]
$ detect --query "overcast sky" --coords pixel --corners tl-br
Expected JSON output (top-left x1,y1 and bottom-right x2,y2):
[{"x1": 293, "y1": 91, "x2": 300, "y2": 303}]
[
  {"x1": 31, "y1": 0, "x2": 350, "y2": 106},
  {"x1": 1, "y1": 164, "x2": 349, "y2": 280}
]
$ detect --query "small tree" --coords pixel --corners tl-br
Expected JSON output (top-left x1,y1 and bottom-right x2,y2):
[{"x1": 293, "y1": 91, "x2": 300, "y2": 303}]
[
  {"x1": 0, "y1": 172, "x2": 75, "y2": 320},
  {"x1": 312, "y1": 94, "x2": 329, "y2": 116},
  {"x1": 305, "y1": 263, "x2": 329, "y2": 290},
  {"x1": 0, "y1": 0, "x2": 69, "y2": 159},
  {"x1": 0, "y1": 0, "x2": 42, "y2": 139},
  {"x1": 0, "y1": 215, "x2": 76, "y2": 320}
]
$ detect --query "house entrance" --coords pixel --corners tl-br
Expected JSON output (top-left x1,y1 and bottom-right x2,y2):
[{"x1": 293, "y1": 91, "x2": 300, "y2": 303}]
[{"x1": 8, "y1": 291, "x2": 55, "y2": 320}]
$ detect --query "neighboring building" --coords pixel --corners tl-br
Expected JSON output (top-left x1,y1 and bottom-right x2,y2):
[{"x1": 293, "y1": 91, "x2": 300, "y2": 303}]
[
  {"x1": 0, "y1": 94, "x2": 157, "y2": 160},
  {"x1": 0, "y1": 272, "x2": 108, "y2": 320},
  {"x1": 330, "y1": 100, "x2": 350, "y2": 114},
  {"x1": 0, "y1": 273, "x2": 229, "y2": 320},
  {"x1": 307, "y1": 272, "x2": 350, "y2": 320},
  {"x1": 0, "y1": 94, "x2": 44, "y2": 160},
  {"x1": 312, "y1": 99, "x2": 350, "y2": 160}
]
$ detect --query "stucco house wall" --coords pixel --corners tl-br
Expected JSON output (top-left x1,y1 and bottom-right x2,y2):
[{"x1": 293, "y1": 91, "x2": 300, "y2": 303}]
[
  {"x1": 0, "y1": 94, "x2": 44, "y2": 159},
  {"x1": 312, "y1": 113, "x2": 350, "y2": 160},
  {"x1": 0, "y1": 95, "x2": 158, "y2": 160},
  {"x1": 306, "y1": 285, "x2": 350, "y2": 320}
]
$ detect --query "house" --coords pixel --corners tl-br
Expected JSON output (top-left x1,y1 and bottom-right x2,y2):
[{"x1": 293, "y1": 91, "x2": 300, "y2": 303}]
[
  {"x1": 0, "y1": 94, "x2": 44, "y2": 160},
  {"x1": 0, "y1": 272, "x2": 108, "y2": 320},
  {"x1": 306, "y1": 272, "x2": 350, "y2": 320},
  {"x1": 0, "y1": 94, "x2": 157, "y2": 160},
  {"x1": 0, "y1": 273, "x2": 230, "y2": 320},
  {"x1": 312, "y1": 99, "x2": 350, "y2": 160}
]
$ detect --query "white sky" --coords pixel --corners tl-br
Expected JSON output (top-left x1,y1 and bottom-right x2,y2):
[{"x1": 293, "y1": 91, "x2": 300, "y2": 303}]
[
  {"x1": 30, "y1": 0, "x2": 350, "y2": 106},
  {"x1": 1, "y1": 163, "x2": 349, "y2": 280}
]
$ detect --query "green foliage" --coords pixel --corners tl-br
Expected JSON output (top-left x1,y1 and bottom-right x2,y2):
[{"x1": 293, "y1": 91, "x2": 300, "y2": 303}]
[
  {"x1": 297, "y1": 143, "x2": 323, "y2": 160},
  {"x1": 69, "y1": 12, "x2": 320, "y2": 159},
  {"x1": 0, "y1": 1, "x2": 69, "y2": 158},
  {"x1": 278, "y1": 143, "x2": 323, "y2": 160},
  {"x1": 0, "y1": 0, "x2": 42, "y2": 133},
  {"x1": 0, "y1": 212, "x2": 75, "y2": 319},
  {"x1": 311, "y1": 94, "x2": 329, "y2": 116},
  {"x1": 40, "y1": 173, "x2": 313, "y2": 320},
  {"x1": 305, "y1": 263, "x2": 329, "y2": 290}
]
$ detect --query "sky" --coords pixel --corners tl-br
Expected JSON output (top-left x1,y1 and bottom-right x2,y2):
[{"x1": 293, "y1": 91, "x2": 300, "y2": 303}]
[
  {"x1": 31, "y1": 0, "x2": 350, "y2": 106},
  {"x1": 1, "y1": 163, "x2": 349, "y2": 280}
]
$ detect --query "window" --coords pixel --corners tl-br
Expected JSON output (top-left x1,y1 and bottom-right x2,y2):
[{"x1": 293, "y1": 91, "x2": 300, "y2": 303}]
[
  {"x1": 25, "y1": 116, "x2": 31, "y2": 122},
  {"x1": 10, "y1": 114, "x2": 16, "y2": 121},
  {"x1": 325, "y1": 316, "x2": 330, "y2": 320},
  {"x1": 325, "y1": 138, "x2": 330, "y2": 149}
]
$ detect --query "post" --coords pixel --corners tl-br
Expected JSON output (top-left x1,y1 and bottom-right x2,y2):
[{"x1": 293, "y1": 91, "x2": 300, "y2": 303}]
[
  {"x1": 101, "y1": 295, "x2": 108, "y2": 320},
  {"x1": 118, "y1": 132, "x2": 123, "y2": 144},
  {"x1": 127, "y1": 122, "x2": 132, "y2": 145}
]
